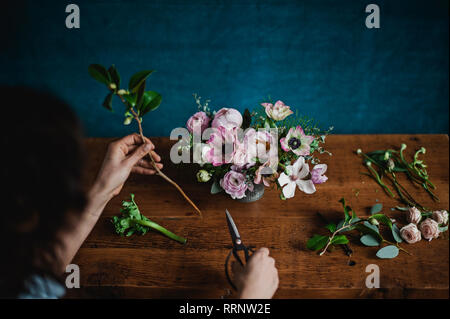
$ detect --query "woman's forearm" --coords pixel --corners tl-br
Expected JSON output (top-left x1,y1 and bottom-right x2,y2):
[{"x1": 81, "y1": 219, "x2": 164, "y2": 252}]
[{"x1": 53, "y1": 182, "x2": 112, "y2": 273}]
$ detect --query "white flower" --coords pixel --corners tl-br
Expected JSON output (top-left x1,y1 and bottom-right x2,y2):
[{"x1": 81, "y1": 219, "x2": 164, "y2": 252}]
[{"x1": 277, "y1": 157, "x2": 316, "y2": 199}]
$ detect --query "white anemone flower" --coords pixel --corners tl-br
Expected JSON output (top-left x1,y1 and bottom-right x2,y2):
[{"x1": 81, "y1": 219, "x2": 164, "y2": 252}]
[{"x1": 278, "y1": 157, "x2": 316, "y2": 198}]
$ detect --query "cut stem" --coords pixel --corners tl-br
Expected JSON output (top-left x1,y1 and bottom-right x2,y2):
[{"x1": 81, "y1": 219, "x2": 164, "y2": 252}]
[{"x1": 118, "y1": 93, "x2": 202, "y2": 218}]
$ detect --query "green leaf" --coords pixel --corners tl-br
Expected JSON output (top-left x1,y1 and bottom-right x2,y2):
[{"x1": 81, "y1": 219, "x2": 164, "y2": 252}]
[
  {"x1": 370, "y1": 203, "x2": 383, "y2": 215},
  {"x1": 325, "y1": 223, "x2": 336, "y2": 233},
  {"x1": 331, "y1": 235, "x2": 349, "y2": 245},
  {"x1": 123, "y1": 93, "x2": 137, "y2": 108},
  {"x1": 360, "y1": 234, "x2": 380, "y2": 246},
  {"x1": 108, "y1": 64, "x2": 121, "y2": 87},
  {"x1": 242, "y1": 108, "x2": 252, "y2": 129},
  {"x1": 128, "y1": 70, "x2": 154, "y2": 93},
  {"x1": 307, "y1": 235, "x2": 329, "y2": 251},
  {"x1": 370, "y1": 214, "x2": 393, "y2": 229},
  {"x1": 140, "y1": 91, "x2": 162, "y2": 116},
  {"x1": 339, "y1": 198, "x2": 353, "y2": 224},
  {"x1": 88, "y1": 64, "x2": 111, "y2": 86},
  {"x1": 211, "y1": 180, "x2": 223, "y2": 194},
  {"x1": 363, "y1": 221, "x2": 380, "y2": 233},
  {"x1": 395, "y1": 206, "x2": 410, "y2": 211},
  {"x1": 355, "y1": 223, "x2": 383, "y2": 242},
  {"x1": 376, "y1": 245, "x2": 399, "y2": 259},
  {"x1": 439, "y1": 225, "x2": 448, "y2": 232},
  {"x1": 102, "y1": 92, "x2": 113, "y2": 111},
  {"x1": 392, "y1": 224, "x2": 403, "y2": 243},
  {"x1": 135, "y1": 81, "x2": 146, "y2": 111}
]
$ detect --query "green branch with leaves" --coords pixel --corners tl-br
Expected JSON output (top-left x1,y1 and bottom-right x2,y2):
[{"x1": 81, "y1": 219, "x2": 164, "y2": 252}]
[
  {"x1": 88, "y1": 64, "x2": 202, "y2": 217},
  {"x1": 356, "y1": 144, "x2": 438, "y2": 212},
  {"x1": 307, "y1": 199, "x2": 410, "y2": 259}
]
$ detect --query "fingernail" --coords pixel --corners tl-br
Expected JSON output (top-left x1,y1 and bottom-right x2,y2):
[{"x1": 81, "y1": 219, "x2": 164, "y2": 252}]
[{"x1": 143, "y1": 144, "x2": 152, "y2": 151}]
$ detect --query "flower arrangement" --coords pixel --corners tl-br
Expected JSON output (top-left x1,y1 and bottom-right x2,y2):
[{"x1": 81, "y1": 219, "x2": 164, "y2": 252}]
[{"x1": 182, "y1": 95, "x2": 332, "y2": 200}]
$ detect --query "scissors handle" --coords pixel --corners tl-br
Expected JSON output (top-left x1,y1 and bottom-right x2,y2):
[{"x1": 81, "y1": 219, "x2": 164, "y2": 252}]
[{"x1": 225, "y1": 246, "x2": 255, "y2": 291}]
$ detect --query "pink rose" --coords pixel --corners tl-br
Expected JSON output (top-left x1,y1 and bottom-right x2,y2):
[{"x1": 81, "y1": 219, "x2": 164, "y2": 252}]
[
  {"x1": 419, "y1": 218, "x2": 440, "y2": 241},
  {"x1": 262, "y1": 100, "x2": 293, "y2": 121},
  {"x1": 400, "y1": 223, "x2": 422, "y2": 244},
  {"x1": 211, "y1": 108, "x2": 243, "y2": 129},
  {"x1": 432, "y1": 210, "x2": 449, "y2": 225},
  {"x1": 220, "y1": 170, "x2": 248, "y2": 199},
  {"x1": 186, "y1": 111, "x2": 210, "y2": 133},
  {"x1": 406, "y1": 207, "x2": 422, "y2": 224}
]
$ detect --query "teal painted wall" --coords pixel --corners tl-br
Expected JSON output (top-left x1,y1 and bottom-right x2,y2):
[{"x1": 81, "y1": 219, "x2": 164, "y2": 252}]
[{"x1": 1, "y1": 0, "x2": 448, "y2": 136}]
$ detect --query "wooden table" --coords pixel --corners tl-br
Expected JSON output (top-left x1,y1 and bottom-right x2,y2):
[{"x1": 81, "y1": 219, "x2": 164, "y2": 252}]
[{"x1": 68, "y1": 135, "x2": 449, "y2": 299}]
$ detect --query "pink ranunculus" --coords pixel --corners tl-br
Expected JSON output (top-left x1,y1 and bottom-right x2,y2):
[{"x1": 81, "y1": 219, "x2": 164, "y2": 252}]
[
  {"x1": 186, "y1": 111, "x2": 210, "y2": 133},
  {"x1": 244, "y1": 128, "x2": 274, "y2": 164},
  {"x1": 406, "y1": 207, "x2": 422, "y2": 224},
  {"x1": 419, "y1": 218, "x2": 440, "y2": 241},
  {"x1": 232, "y1": 141, "x2": 248, "y2": 167},
  {"x1": 311, "y1": 164, "x2": 328, "y2": 184},
  {"x1": 262, "y1": 100, "x2": 293, "y2": 121},
  {"x1": 211, "y1": 108, "x2": 243, "y2": 129},
  {"x1": 220, "y1": 170, "x2": 248, "y2": 199},
  {"x1": 400, "y1": 223, "x2": 422, "y2": 244},
  {"x1": 432, "y1": 210, "x2": 449, "y2": 225},
  {"x1": 206, "y1": 126, "x2": 236, "y2": 166}
]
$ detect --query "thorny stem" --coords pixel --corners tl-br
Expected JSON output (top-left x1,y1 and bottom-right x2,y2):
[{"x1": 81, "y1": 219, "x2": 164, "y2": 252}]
[{"x1": 117, "y1": 93, "x2": 203, "y2": 218}]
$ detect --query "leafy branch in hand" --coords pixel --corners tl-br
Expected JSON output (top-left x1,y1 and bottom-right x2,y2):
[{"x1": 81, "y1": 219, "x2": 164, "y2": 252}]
[
  {"x1": 307, "y1": 199, "x2": 410, "y2": 259},
  {"x1": 88, "y1": 64, "x2": 202, "y2": 217},
  {"x1": 112, "y1": 193, "x2": 187, "y2": 244}
]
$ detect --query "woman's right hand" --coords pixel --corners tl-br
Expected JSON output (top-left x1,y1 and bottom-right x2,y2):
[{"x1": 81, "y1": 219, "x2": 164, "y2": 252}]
[{"x1": 232, "y1": 247, "x2": 279, "y2": 299}]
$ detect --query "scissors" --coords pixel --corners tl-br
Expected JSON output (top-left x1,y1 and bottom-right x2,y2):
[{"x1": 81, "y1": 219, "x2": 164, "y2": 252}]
[{"x1": 224, "y1": 209, "x2": 254, "y2": 291}]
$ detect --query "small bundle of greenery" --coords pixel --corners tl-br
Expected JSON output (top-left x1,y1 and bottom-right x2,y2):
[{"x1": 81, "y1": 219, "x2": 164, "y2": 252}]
[
  {"x1": 356, "y1": 144, "x2": 438, "y2": 212},
  {"x1": 307, "y1": 199, "x2": 409, "y2": 259},
  {"x1": 88, "y1": 64, "x2": 201, "y2": 217},
  {"x1": 112, "y1": 194, "x2": 187, "y2": 244}
]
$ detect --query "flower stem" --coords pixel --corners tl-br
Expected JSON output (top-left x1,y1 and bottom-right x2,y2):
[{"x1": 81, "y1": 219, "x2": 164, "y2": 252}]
[
  {"x1": 117, "y1": 93, "x2": 203, "y2": 218},
  {"x1": 136, "y1": 219, "x2": 187, "y2": 244}
]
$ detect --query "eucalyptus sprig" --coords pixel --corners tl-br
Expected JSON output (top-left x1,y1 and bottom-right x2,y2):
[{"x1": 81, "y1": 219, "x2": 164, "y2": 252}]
[
  {"x1": 88, "y1": 64, "x2": 202, "y2": 217},
  {"x1": 356, "y1": 144, "x2": 438, "y2": 212},
  {"x1": 307, "y1": 199, "x2": 410, "y2": 259}
]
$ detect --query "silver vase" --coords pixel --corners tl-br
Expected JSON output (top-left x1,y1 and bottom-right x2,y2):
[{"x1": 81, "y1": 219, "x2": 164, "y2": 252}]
[{"x1": 236, "y1": 183, "x2": 265, "y2": 203}]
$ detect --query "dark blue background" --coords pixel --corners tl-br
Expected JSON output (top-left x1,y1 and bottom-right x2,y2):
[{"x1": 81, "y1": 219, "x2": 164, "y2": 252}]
[{"x1": 1, "y1": 0, "x2": 448, "y2": 136}]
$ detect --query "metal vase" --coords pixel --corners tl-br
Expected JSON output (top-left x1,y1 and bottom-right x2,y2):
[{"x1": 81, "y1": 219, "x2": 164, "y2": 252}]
[{"x1": 236, "y1": 183, "x2": 265, "y2": 203}]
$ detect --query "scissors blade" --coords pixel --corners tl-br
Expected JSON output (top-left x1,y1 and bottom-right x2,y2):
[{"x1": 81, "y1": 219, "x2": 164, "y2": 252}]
[{"x1": 225, "y1": 209, "x2": 241, "y2": 245}]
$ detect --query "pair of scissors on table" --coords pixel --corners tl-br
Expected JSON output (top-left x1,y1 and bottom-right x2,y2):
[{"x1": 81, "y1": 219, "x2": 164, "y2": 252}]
[{"x1": 224, "y1": 209, "x2": 255, "y2": 291}]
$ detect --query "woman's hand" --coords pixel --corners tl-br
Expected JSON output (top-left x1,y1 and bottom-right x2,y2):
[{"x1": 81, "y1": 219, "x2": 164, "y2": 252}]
[
  {"x1": 232, "y1": 247, "x2": 279, "y2": 299},
  {"x1": 92, "y1": 133, "x2": 163, "y2": 202}
]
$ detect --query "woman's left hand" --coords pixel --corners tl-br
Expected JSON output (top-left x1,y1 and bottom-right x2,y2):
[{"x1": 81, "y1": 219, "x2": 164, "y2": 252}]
[{"x1": 92, "y1": 133, "x2": 163, "y2": 201}]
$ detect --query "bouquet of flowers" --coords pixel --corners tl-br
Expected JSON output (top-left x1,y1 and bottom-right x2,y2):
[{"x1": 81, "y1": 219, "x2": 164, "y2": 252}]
[{"x1": 180, "y1": 95, "x2": 332, "y2": 200}]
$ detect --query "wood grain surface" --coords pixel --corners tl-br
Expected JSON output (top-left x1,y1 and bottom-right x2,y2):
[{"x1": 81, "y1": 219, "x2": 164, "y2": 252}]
[{"x1": 67, "y1": 135, "x2": 449, "y2": 299}]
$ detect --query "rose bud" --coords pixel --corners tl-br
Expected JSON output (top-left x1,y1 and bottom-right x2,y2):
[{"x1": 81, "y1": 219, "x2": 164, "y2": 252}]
[
  {"x1": 369, "y1": 218, "x2": 379, "y2": 226},
  {"x1": 432, "y1": 210, "x2": 449, "y2": 225},
  {"x1": 196, "y1": 170, "x2": 212, "y2": 183},
  {"x1": 400, "y1": 223, "x2": 422, "y2": 244},
  {"x1": 419, "y1": 218, "x2": 440, "y2": 241},
  {"x1": 406, "y1": 207, "x2": 422, "y2": 224},
  {"x1": 109, "y1": 83, "x2": 117, "y2": 90},
  {"x1": 117, "y1": 89, "x2": 127, "y2": 95}
]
